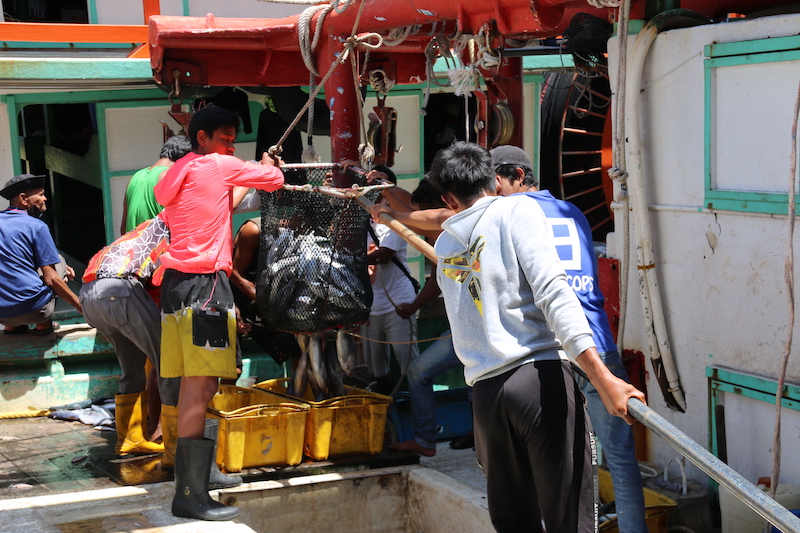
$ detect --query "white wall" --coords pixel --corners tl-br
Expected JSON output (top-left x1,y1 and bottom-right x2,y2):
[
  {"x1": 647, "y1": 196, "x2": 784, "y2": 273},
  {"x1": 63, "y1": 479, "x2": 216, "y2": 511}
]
[
  {"x1": 608, "y1": 13, "x2": 800, "y2": 486},
  {"x1": 95, "y1": 0, "x2": 305, "y2": 24}
]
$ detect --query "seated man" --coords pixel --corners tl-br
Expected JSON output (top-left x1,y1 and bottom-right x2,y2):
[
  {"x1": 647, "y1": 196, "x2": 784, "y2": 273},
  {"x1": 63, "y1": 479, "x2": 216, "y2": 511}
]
[{"x1": 0, "y1": 174, "x2": 81, "y2": 334}]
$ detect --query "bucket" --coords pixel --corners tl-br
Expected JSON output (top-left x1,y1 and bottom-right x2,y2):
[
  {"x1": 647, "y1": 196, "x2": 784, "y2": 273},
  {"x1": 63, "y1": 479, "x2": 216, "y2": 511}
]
[{"x1": 719, "y1": 483, "x2": 800, "y2": 533}]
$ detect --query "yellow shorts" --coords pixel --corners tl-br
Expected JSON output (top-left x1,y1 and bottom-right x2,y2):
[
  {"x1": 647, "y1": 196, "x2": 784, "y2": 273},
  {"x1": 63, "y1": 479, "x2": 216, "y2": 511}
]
[{"x1": 160, "y1": 305, "x2": 238, "y2": 379}]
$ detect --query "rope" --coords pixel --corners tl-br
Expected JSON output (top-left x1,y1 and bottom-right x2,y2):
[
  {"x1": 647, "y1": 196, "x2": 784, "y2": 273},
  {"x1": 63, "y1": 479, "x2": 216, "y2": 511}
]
[
  {"x1": 585, "y1": 0, "x2": 622, "y2": 7},
  {"x1": 609, "y1": 0, "x2": 631, "y2": 353},
  {"x1": 448, "y1": 33, "x2": 480, "y2": 98},
  {"x1": 421, "y1": 34, "x2": 455, "y2": 115},
  {"x1": 0, "y1": 410, "x2": 49, "y2": 419},
  {"x1": 382, "y1": 25, "x2": 413, "y2": 47},
  {"x1": 474, "y1": 25, "x2": 501, "y2": 71},
  {"x1": 369, "y1": 69, "x2": 396, "y2": 95},
  {"x1": 298, "y1": 3, "x2": 333, "y2": 77},
  {"x1": 302, "y1": 72, "x2": 321, "y2": 163},
  {"x1": 341, "y1": 0, "x2": 385, "y2": 169},
  {"x1": 348, "y1": 330, "x2": 452, "y2": 346},
  {"x1": 270, "y1": 0, "x2": 382, "y2": 157},
  {"x1": 767, "y1": 79, "x2": 800, "y2": 505}
]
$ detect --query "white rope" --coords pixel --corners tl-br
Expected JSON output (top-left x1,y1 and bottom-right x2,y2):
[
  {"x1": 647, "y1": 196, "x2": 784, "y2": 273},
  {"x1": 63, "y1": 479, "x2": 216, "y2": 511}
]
[
  {"x1": 448, "y1": 66, "x2": 480, "y2": 97},
  {"x1": 609, "y1": 0, "x2": 631, "y2": 353},
  {"x1": 369, "y1": 68, "x2": 396, "y2": 95},
  {"x1": 332, "y1": 0, "x2": 355, "y2": 14},
  {"x1": 585, "y1": 0, "x2": 621, "y2": 7},
  {"x1": 447, "y1": 33, "x2": 480, "y2": 97},
  {"x1": 474, "y1": 25, "x2": 501, "y2": 71},
  {"x1": 298, "y1": 3, "x2": 334, "y2": 77},
  {"x1": 270, "y1": 33, "x2": 379, "y2": 157},
  {"x1": 767, "y1": 79, "x2": 800, "y2": 506},
  {"x1": 382, "y1": 26, "x2": 413, "y2": 47},
  {"x1": 273, "y1": 0, "x2": 379, "y2": 158}
]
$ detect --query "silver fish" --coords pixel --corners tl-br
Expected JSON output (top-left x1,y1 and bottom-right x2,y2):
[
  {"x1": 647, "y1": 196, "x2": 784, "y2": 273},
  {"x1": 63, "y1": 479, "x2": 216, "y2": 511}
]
[
  {"x1": 335, "y1": 329, "x2": 359, "y2": 376},
  {"x1": 308, "y1": 332, "x2": 329, "y2": 401},
  {"x1": 288, "y1": 334, "x2": 309, "y2": 398},
  {"x1": 325, "y1": 333, "x2": 346, "y2": 398}
]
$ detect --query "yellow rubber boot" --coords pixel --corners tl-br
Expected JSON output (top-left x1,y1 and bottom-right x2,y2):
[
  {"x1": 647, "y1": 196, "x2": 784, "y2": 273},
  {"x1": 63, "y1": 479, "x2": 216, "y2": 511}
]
[
  {"x1": 115, "y1": 392, "x2": 164, "y2": 457},
  {"x1": 160, "y1": 403, "x2": 179, "y2": 469}
]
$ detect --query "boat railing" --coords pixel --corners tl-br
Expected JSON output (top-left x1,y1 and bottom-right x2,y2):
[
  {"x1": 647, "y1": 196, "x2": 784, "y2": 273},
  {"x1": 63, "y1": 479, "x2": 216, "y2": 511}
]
[{"x1": 628, "y1": 398, "x2": 800, "y2": 532}]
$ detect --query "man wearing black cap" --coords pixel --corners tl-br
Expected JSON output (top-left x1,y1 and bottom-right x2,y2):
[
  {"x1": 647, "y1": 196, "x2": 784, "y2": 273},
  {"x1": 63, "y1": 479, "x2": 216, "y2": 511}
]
[{"x1": 0, "y1": 174, "x2": 81, "y2": 334}]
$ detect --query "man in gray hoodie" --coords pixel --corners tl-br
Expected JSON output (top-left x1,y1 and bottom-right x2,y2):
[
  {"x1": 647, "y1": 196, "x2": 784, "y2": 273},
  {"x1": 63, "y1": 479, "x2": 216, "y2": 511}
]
[{"x1": 428, "y1": 142, "x2": 644, "y2": 533}]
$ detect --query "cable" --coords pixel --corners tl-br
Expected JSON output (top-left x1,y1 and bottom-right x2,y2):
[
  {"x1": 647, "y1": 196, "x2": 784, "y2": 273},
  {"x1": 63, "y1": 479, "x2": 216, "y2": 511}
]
[{"x1": 768, "y1": 78, "x2": 800, "y2": 501}]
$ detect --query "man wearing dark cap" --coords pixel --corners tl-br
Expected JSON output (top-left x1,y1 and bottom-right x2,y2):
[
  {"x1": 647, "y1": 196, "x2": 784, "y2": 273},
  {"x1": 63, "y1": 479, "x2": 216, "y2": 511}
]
[
  {"x1": 375, "y1": 145, "x2": 648, "y2": 532},
  {"x1": 0, "y1": 174, "x2": 81, "y2": 334}
]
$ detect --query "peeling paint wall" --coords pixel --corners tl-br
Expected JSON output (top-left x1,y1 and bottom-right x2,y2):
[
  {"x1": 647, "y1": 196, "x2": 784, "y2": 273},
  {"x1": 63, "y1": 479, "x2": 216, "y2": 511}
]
[{"x1": 608, "y1": 13, "x2": 800, "y2": 486}]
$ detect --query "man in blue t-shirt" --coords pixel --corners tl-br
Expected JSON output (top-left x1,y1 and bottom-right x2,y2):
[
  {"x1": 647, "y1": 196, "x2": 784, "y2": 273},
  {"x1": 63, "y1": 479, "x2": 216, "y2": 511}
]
[{"x1": 0, "y1": 174, "x2": 81, "y2": 335}]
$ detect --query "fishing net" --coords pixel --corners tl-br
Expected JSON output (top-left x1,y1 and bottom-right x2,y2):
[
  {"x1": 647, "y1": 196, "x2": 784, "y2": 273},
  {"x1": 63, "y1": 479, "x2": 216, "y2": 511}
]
[
  {"x1": 256, "y1": 164, "x2": 380, "y2": 335},
  {"x1": 563, "y1": 13, "x2": 613, "y2": 73}
]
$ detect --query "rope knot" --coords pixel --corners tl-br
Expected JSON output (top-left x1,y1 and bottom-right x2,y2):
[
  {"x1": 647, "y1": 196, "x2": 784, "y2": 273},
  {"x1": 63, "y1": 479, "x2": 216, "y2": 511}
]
[{"x1": 608, "y1": 166, "x2": 628, "y2": 183}]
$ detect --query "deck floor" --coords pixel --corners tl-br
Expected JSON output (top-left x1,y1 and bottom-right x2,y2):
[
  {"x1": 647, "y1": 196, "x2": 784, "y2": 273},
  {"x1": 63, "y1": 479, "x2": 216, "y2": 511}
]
[{"x1": 0, "y1": 416, "x2": 484, "y2": 501}]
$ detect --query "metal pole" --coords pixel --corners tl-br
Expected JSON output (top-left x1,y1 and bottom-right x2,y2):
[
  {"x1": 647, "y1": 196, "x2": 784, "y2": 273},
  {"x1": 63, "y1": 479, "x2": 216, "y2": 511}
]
[{"x1": 627, "y1": 398, "x2": 800, "y2": 533}]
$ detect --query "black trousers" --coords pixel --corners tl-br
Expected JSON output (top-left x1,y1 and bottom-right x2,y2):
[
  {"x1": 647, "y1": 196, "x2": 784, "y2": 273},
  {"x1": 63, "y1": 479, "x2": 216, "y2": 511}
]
[{"x1": 473, "y1": 359, "x2": 596, "y2": 533}]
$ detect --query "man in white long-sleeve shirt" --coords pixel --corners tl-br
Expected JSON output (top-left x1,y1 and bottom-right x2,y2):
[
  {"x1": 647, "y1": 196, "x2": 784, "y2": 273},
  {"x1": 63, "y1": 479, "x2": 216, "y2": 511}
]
[{"x1": 427, "y1": 142, "x2": 644, "y2": 533}]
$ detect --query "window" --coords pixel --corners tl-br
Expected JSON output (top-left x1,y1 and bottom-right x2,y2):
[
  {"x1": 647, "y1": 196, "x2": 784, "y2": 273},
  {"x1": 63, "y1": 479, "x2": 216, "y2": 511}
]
[{"x1": 704, "y1": 35, "x2": 800, "y2": 214}]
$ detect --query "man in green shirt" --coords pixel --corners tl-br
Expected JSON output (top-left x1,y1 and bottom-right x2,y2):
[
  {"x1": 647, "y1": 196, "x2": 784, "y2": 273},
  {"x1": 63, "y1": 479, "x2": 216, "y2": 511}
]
[{"x1": 120, "y1": 136, "x2": 192, "y2": 233}]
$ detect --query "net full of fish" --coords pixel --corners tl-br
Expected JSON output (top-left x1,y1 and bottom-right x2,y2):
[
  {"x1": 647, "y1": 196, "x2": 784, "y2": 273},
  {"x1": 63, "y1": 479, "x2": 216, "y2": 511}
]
[{"x1": 256, "y1": 164, "x2": 379, "y2": 400}]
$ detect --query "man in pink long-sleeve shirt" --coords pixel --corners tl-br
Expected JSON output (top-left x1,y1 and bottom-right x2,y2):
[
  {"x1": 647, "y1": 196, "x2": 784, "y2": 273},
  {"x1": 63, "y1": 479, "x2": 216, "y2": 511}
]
[{"x1": 154, "y1": 105, "x2": 284, "y2": 522}]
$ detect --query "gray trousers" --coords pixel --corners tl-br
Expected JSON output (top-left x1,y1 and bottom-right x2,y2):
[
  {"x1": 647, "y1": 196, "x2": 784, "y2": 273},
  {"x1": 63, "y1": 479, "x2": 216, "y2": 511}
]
[
  {"x1": 80, "y1": 278, "x2": 180, "y2": 405},
  {"x1": 362, "y1": 311, "x2": 418, "y2": 378}
]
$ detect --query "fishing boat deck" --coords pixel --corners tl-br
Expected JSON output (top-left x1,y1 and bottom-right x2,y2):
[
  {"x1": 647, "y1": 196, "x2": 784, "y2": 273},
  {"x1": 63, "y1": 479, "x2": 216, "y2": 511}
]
[{"x1": 0, "y1": 414, "x2": 486, "y2": 501}]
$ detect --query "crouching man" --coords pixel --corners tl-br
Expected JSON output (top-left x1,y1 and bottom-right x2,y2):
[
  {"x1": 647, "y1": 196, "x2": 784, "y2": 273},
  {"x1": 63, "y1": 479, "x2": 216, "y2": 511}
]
[{"x1": 0, "y1": 174, "x2": 81, "y2": 335}]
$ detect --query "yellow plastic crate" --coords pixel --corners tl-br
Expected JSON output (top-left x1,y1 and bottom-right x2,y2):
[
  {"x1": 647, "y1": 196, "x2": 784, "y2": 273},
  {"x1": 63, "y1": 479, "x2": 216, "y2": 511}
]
[
  {"x1": 256, "y1": 378, "x2": 392, "y2": 460},
  {"x1": 207, "y1": 385, "x2": 309, "y2": 472},
  {"x1": 598, "y1": 468, "x2": 677, "y2": 533}
]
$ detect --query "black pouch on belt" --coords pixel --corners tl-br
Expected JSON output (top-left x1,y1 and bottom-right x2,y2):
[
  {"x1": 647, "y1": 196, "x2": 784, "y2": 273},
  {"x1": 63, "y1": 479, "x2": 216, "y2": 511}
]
[{"x1": 192, "y1": 303, "x2": 229, "y2": 348}]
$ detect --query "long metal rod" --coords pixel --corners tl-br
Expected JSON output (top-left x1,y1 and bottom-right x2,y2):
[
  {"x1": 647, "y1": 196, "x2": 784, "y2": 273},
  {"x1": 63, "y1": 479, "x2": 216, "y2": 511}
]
[{"x1": 627, "y1": 399, "x2": 800, "y2": 533}]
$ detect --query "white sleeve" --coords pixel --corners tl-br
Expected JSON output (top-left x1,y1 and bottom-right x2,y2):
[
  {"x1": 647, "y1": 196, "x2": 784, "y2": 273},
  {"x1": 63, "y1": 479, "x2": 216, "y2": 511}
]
[{"x1": 233, "y1": 188, "x2": 260, "y2": 213}]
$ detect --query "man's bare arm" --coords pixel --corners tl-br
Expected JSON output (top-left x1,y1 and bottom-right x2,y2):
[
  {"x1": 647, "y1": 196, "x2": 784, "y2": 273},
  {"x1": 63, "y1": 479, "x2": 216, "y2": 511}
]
[
  {"x1": 396, "y1": 275, "x2": 441, "y2": 319},
  {"x1": 41, "y1": 264, "x2": 82, "y2": 313},
  {"x1": 230, "y1": 221, "x2": 260, "y2": 302},
  {"x1": 575, "y1": 347, "x2": 645, "y2": 424},
  {"x1": 371, "y1": 200, "x2": 453, "y2": 232}
]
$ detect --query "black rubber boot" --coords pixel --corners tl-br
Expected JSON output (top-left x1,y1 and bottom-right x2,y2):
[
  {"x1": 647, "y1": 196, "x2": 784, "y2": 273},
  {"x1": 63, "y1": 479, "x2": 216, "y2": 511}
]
[
  {"x1": 171, "y1": 438, "x2": 240, "y2": 521},
  {"x1": 204, "y1": 418, "x2": 243, "y2": 489}
]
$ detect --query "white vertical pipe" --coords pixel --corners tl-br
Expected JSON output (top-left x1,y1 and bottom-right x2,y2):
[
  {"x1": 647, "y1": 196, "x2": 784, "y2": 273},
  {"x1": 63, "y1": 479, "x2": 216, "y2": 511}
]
[{"x1": 624, "y1": 22, "x2": 687, "y2": 411}]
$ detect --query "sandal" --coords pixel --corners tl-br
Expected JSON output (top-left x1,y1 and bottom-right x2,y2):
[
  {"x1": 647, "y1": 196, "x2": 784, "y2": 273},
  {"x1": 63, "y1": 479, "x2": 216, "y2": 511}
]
[
  {"x1": 32, "y1": 321, "x2": 59, "y2": 336},
  {"x1": 3, "y1": 325, "x2": 29, "y2": 335}
]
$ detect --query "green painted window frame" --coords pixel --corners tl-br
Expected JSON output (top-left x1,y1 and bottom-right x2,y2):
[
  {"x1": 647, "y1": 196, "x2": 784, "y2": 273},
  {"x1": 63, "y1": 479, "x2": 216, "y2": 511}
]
[
  {"x1": 4, "y1": 89, "x2": 174, "y2": 243},
  {"x1": 704, "y1": 35, "x2": 800, "y2": 215},
  {"x1": 706, "y1": 366, "x2": 800, "y2": 500}
]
